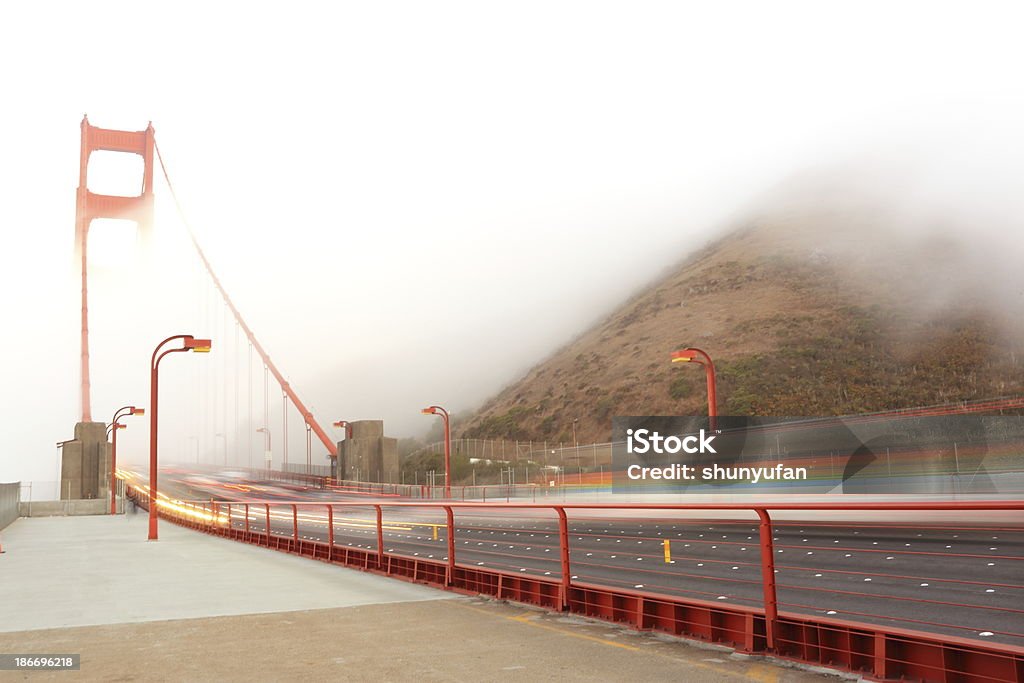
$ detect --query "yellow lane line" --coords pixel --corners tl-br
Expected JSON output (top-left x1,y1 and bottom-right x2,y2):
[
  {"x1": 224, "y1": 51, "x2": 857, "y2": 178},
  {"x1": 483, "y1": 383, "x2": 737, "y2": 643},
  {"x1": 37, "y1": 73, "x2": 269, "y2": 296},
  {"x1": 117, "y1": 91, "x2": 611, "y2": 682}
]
[
  {"x1": 747, "y1": 664, "x2": 780, "y2": 683},
  {"x1": 450, "y1": 602, "x2": 779, "y2": 682},
  {"x1": 453, "y1": 603, "x2": 637, "y2": 651}
]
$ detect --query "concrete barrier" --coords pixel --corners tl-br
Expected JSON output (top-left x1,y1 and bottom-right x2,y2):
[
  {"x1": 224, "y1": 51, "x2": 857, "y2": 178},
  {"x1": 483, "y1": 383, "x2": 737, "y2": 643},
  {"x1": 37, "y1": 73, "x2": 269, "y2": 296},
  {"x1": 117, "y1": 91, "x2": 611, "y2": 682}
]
[
  {"x1": 18, "y1": 499, "x2": 110, "y2": 518},
  {"x1": 0, "y1": 482, "x2": 19, "y2": 530}
]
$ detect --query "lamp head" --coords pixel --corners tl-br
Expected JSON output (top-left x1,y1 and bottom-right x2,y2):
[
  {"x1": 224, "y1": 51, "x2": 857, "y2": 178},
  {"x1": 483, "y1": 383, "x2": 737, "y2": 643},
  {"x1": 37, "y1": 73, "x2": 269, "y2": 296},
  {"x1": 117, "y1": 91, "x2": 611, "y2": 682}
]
[
  {"x1": 421, "y1": 407, "x2": 437, "y2": 415},
  {"x1": 131, "y1": 407, "x2": 145, "y2": 416},
  {"x1": 670, "y1": 349, "x2": 697, "y2": 363},
  {"x1": 184, "y1": 336, "x2": 213, "y2": 352}
]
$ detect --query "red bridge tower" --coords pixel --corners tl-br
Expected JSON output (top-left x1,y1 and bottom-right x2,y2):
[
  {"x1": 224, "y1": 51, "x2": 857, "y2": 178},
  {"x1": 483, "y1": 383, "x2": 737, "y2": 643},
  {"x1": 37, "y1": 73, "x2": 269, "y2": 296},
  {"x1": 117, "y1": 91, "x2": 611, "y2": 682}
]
[{"x1": 75, "y1": 116, "x2": 155, "y2": 421}]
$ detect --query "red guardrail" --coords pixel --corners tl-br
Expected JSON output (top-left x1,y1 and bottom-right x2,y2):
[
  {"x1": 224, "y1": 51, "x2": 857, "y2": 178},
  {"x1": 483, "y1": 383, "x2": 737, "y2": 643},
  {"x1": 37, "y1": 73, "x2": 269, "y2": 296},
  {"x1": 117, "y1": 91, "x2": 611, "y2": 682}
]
[{"x1": 127, "y1": 487, "x2": 1024, "y2": 682}]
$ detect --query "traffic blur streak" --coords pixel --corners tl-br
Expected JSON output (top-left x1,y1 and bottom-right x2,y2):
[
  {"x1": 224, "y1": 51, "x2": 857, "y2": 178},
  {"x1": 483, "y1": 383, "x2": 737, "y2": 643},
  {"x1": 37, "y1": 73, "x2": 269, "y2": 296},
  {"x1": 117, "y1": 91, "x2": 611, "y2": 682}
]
[{"x1": 126, "y1": 484, "x2": 1024, "y2": 683}]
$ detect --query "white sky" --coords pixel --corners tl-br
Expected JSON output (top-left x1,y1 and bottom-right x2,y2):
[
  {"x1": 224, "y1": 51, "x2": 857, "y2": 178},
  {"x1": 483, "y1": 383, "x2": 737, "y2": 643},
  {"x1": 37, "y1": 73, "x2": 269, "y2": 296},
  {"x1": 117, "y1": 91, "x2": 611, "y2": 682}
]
[{"x1": 2, "y1": 1, "x2": 1024, "y2": 488}]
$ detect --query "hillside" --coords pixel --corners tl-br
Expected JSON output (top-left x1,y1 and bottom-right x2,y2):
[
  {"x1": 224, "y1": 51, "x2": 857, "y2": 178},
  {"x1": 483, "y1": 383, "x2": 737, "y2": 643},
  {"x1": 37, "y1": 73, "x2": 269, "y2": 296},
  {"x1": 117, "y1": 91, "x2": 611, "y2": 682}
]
[{"x1": 460, "y1": 192, "x2": 1024, "y2": 445}]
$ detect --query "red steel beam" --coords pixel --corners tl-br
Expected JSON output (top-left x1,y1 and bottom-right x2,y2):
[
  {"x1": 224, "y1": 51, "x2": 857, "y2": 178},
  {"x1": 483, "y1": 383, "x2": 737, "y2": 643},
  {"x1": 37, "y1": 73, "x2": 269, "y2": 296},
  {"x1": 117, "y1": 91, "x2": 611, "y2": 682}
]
[
  {"x1": 556, "y1": 507, "x2": 571, "y2": 609},
  {"x1": 375, "y1": 504, "x2": 385, "y2": 566},
  {"x1": 756, "y1": 509, "x2": 779, "y2": 650}
]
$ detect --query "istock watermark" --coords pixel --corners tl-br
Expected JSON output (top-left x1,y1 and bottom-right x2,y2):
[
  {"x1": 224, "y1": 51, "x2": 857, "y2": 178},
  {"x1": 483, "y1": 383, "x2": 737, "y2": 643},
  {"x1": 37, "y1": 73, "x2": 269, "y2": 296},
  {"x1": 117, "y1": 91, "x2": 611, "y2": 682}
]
[
  {"x1": 626, "y1": 428, "x2": 718, "y2": 454},
  {"x1": 611, "y1": 415, "x2": 1024, "y2": 495}
]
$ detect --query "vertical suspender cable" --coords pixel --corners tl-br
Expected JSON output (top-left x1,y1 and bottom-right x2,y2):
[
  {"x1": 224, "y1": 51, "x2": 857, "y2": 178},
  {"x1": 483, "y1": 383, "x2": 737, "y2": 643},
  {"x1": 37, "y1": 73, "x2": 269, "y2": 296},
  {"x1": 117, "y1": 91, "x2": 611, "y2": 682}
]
[
  {"x1": 248, "y1": 341, "x2": 253, "y2": 469},
  {"x1": 234, "y1": 321, "x2": 239, "y2": 468},
  {"x1": 210, "y1": 279, "x2": 216, "y2": 461},
  {"x1": 192, "y1": 255, "x2": 200, "y2": 462},
  {"x1": 268, "y1": 366, "x2": 272, "y2": 466},
  {"x1": 208, "y1": 281, "x2": 215, "y2": 460},
  {"x1": 306, "y1": 422, "x2": 312, "y2": 474},
  {"x1": 200, "y1": 279, "x2": 208, "y2": 462},
  {"x1": 282, "y1": 392, "x2": 288, "y2": 470},
  {"x1": 222, "y1": 302, "x2": 228, "y2": 463}
]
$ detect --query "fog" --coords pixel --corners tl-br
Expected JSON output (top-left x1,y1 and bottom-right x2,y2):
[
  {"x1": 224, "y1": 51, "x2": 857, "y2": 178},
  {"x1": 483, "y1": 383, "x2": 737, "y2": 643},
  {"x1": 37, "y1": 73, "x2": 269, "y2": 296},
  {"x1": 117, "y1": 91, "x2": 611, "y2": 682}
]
[{"x1": 2, "y1": 2, "x2": 1024, "y2": 487}]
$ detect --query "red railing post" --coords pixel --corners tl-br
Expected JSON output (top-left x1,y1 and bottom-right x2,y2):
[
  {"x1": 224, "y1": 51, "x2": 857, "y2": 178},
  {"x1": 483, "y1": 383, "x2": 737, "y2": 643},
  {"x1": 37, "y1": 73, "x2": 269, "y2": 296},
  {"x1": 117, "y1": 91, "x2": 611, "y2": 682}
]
[
  {"x1": 327, "y1": 505, "x2": 334, "y2": 560},
  {"x1": 556, "y1": 507, "x2": 571, "y2": 610},
  {"x1": 873, "y1": 632, "x2": 887, "y2": 679},
  {"x1": 225, "y1": 503, "x2": 231, "y2": 533},
  {"x1": 244, "y1": 504, "x2": 250, "y2": 536},
  {"x1": 756, "y1": 508, "x2": 779, "y2": 651},
  {"x1": 444, "y1": 505, "x2": 456, "y2": 586},
  {"x1": 374, "y1": 504, "x2": 385, "y2": 568},
  {"x1": 292, "y1": 504, "x2": 299, "y2": 548},
  {"x1": 265, "y1": 504, "x2": 271, "y2": 546}
]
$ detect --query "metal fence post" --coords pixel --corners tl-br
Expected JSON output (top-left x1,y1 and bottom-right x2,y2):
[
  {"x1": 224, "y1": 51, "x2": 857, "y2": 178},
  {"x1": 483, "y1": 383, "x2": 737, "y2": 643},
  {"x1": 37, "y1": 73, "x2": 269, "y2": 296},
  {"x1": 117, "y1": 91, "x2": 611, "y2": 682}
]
[
  {"x1": 327, "y1": 504, "x2": 334, "y2": 560},
  {"x1": 756, "y1": 508, "x2": 779, "y2": 651},
  {"x1": 292, "y1": 504, "x2": 299, "y2": 547},
  {"x1": 374, "y1": 504, "x2": 385, "y2": 568},
  {"x1": 265, "y1": 504, "x2": 271, "y2": 546},
  {"x1": 556, "y1": 507, "x2": 571, "y2": 610},
  {"x1": 444, "y1": 505, "x2": 456, "y2": 586}
]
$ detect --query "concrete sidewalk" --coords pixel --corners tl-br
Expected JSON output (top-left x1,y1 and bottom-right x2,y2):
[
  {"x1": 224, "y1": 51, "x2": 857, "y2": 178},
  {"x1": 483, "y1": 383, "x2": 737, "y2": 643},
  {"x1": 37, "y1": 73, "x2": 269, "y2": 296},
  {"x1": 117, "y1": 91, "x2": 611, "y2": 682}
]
[
  {"x1": 0, "y1": 513, "x2": 449, "y2": 632},
  {"x1": 0, "y1": 514, "x2": 836, "y2": 681}
]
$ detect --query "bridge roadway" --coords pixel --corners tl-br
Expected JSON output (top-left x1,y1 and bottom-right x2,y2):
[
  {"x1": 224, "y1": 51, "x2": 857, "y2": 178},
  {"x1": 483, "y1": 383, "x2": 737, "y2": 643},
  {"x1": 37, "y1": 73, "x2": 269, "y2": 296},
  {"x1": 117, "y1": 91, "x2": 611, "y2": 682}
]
[{"x1": 135, "y1": 468, "x2": 1024, "y2": 648}]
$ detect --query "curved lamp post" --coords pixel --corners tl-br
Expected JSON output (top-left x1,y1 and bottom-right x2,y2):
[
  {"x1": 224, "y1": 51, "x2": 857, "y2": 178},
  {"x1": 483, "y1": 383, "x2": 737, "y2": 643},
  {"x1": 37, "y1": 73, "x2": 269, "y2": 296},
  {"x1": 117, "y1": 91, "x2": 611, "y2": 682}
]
[
  {"x1": 421, "y1": 405, "x2": 451, "y2": 498},
  {"x1": 670, "y1": 347, "x2": 717, "y2": 430},
  {"x1": 149, "y1": 334, "x2": 211, "y2": 540},
  {"x1": 108, "y1": 405, "x2": 144, "y2": 514}
]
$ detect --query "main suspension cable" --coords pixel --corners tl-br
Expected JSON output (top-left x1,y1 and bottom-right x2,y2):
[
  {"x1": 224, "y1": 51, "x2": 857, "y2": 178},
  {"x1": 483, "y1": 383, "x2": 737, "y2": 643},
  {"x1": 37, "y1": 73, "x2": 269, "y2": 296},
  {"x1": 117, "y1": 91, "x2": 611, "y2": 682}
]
[{"x1": 153, "y1": 140, "x2": 337, "y2": 458}]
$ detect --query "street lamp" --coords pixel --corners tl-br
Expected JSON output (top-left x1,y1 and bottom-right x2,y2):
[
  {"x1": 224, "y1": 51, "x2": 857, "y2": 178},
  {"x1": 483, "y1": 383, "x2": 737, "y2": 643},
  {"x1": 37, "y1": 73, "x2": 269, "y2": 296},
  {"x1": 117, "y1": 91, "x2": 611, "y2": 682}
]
[
  {"x1": 106, "y1": 423, "x2": 124, "y2": 501},
  {"x1": 670, "y1": 347, "x2": 717, "y2": 429},
  {"x1": 421, "y1": 405, "x2": 451, "y2": 498},
  {"x1": 332, "y1": 420, "x2": 353, "y2": 439},
  {"x1": 149, "y1": 334, "x2": 211, "y2": 541},
  {"x1": 331, "y1": 420, "x2": 352, "y2": 483},
  {"x1": 572, "y1": 418, "x2": 579, "y2": 448},
  {"x1": 108, "y1": 405, "x2": 144, "y2": 515},
  {"x1": 256, "y1": 427, "x2": 271, "y2": 473}
]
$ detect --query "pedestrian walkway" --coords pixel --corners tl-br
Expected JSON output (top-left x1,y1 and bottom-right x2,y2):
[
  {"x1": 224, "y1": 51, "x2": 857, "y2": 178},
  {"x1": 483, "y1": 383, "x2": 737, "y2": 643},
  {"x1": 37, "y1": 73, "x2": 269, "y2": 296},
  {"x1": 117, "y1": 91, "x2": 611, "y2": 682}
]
[{"x1": 0, "y1": 514, "x2": 835, "y2": 681}]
